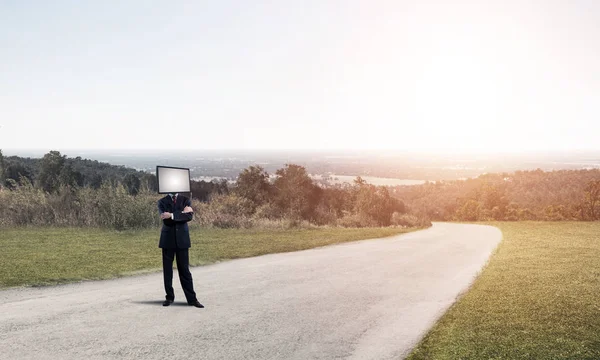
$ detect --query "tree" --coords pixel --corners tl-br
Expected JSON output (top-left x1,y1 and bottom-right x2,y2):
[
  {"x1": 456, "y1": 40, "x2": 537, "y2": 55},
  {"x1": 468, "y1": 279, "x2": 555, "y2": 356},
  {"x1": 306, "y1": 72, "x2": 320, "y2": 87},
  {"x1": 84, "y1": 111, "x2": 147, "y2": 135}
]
[
  {"x1": 217, "y1": 179, "x2": 230, "y2": 195},
  {"x1": 584, "y1": 180, "x2": 600, "y2": 220},
  {"x1": 37, "y1": 151, "x2": 65, "y2": 193},
  {"x1": 190, "y1": 179, "x2": 228, "y2": 202},
  {"x1": 4, "y1": 161, "x2": 33, "y2": 187},
  {"x1": 482, "y1": 183, "x2": 508, "y2": 219},
  {"x1": 89, "y1": 174, "x2": 104, "y2": 189},
  {"x1": 274, "y1": 164, "x2": 319, "y2": 219},
  {"x1": 59, "y1": 163, "x2": 84, "y2": 188},
  {"x1": 123, "y1": 173, "x2": 141, "y2": 196},
  {"x1": 0, "y1": 149, "x2": 5, "y2": 184},
  {"x1": 234, "y1": 166, "x2": 271, "y2": 209},
  {"x1": 455, "y1": 199, "x2": 481, "y2": 221},
  {"x1": 140, "y1": 173, "x2": 158, "y2": 192},
  {"x1": 320, "y1": 187, "x2": 353, "y2": 218},
  {"x1": 354, "y1": 184, "x2": 404, "y2": 226},
  {"x1": 190, "y1": 180, "x2": 211, "y2": 202},
  {"x1": 353, "y1": 176, "x2": 367, "y2": 186}
]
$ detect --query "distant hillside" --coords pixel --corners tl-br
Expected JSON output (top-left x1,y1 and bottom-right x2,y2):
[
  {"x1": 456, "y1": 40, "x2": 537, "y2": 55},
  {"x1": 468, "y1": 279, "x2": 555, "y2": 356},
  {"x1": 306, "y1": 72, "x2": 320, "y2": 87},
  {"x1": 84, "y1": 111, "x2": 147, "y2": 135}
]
[
  {"x1": 1, "y1": 151, "x2": 152, "y2": 190},
  {"x1": 7, "y1": 149, "x2": 599, "y2": 182},
  {"x1": 393, "y1": 169, "x2": 600, "y2": 221},
  {"x1": 0, "y1": 150, "x2": 228, "y2": 201}
]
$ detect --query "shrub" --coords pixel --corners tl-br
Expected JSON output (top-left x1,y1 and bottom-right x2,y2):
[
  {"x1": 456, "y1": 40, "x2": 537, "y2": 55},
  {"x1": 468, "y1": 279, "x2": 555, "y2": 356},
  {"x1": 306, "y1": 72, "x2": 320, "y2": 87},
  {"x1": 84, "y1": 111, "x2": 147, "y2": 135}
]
[
  {"x1": 337, "y1": 213, "x2": 379, "y2": 228},
  {"x1": 391, "y1": 212, "x2": 432, "y2": 228},
  {"x1": 0, "y1": 176, "x2": 431, "y2": 230},
  {"x1": 252, "y1": 202, "x2": 282, "y2": 220},
  {"x1": 0, "y1": 182, "x2": 161, "y2": 229},
  {"x1": 311, "y1": 204, "x2": 339, "y2": 226},
  {"x1": 194, "y1": 194, "x2": 253, "y2": 228}
]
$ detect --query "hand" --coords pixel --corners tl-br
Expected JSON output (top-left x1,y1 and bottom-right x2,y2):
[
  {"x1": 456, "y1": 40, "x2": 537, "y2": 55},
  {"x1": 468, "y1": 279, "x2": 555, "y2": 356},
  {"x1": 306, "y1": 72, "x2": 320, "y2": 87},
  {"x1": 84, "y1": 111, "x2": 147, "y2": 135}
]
[
  {"x1": 183, "y1": 206, "x2": 194, "y2": 213},
  {"x1": 160, "y1": 212, "x2": 172, "y2": 220}
]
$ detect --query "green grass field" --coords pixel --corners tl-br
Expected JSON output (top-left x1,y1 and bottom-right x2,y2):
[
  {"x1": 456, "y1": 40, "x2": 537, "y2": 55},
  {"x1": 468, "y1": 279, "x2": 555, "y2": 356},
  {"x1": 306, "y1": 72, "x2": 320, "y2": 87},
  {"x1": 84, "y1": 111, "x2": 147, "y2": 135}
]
[
  {"x1": 3, "y1": 222, "x2": 598, "y2": 358},
  {"x1": 407, "y1": 222, "x2": 600, "y2": 360},
  {"x1": 0, "y1": 225, "x2": 415, "y2": 288}
]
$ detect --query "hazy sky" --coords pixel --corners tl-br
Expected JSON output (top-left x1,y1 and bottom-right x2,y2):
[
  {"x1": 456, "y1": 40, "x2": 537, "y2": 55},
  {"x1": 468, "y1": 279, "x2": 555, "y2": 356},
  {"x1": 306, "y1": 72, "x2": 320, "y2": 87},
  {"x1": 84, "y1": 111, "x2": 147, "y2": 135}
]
[{"x1": 1, "y1": 1, "x2": 599, "y2": 153}]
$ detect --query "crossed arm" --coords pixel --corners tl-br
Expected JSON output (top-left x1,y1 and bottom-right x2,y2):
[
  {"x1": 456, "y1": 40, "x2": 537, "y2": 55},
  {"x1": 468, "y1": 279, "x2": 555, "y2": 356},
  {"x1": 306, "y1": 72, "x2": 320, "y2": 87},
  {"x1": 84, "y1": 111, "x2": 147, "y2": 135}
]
[{"x1": 158, "y1": 199, "x2": 194, "y2": 222}]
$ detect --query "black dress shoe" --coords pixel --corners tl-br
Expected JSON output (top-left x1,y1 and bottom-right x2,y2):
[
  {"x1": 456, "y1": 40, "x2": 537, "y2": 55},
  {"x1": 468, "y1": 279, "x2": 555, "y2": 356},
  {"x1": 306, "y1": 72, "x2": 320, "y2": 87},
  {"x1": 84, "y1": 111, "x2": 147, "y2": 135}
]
[
  {"x1": 188, "y1": 300, "x2": 204, "y2": 308},
  {"x1": 163, "y1": 299, "x2": 174, "y2": 306}
]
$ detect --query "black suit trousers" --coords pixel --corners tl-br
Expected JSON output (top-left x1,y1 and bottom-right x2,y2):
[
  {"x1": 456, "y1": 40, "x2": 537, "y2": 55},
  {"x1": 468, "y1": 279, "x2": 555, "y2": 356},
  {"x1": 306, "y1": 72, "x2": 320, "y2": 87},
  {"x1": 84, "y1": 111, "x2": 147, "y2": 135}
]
[{"x1": 162, "y1": 248, "x2": 197, "y2": 303}]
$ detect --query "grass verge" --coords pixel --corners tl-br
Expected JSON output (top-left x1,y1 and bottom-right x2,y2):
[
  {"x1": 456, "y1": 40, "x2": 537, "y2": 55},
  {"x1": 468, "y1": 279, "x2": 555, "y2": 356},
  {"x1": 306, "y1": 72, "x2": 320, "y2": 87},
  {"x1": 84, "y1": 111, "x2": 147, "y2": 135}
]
[
  {"x1": 407, "y1": 222, "x2": 600, "y2": 360},
  {"x1": 0, "y1": 225, "x2": 417, "y2": 288}
]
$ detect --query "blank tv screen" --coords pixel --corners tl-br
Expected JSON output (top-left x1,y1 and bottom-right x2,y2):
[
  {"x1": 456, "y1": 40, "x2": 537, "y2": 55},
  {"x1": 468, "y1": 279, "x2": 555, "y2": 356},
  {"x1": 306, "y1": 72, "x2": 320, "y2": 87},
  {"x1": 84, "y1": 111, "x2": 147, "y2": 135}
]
[{"x1": 156, "y1": 166, "x2": 191, "y2": 194}]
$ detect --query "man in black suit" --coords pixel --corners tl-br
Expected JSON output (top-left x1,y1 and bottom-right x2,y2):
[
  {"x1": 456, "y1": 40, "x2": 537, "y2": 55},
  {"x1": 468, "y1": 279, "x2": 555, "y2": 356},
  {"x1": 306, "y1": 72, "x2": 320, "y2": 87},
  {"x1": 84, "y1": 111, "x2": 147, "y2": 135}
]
[{"x1": 158, "y1": 192, "x2": 204, "y2": 308}]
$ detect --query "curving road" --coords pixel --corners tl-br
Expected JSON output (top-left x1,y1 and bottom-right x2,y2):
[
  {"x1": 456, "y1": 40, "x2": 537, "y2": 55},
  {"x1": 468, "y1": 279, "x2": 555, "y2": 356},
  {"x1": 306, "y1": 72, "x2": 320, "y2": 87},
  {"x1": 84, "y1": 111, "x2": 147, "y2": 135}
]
[{"x1": 0, "y1": 223, "x2": 501, "y2": 360}]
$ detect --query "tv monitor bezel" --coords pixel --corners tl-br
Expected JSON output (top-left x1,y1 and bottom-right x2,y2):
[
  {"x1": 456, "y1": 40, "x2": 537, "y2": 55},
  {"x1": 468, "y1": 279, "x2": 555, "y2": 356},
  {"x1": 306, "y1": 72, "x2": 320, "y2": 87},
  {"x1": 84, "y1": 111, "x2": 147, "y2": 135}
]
[{"x1": 156, "y1": 165, "x2": 191, "y2": 194}]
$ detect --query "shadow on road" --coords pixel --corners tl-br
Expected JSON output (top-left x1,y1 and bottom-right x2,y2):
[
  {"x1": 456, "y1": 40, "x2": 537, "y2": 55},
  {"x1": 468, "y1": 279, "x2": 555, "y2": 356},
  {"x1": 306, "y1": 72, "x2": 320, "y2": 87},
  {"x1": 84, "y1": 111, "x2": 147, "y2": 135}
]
[{"x1": 131, "y1": 300, "x2": 190, "y2": 307}]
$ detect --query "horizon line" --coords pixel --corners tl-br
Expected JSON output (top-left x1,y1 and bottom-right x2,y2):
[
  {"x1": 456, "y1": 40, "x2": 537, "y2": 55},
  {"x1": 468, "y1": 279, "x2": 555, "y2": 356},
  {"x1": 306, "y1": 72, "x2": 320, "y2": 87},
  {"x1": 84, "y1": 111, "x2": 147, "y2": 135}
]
[{"x1": 4, "y1": 147, "x2": 600, "y2": 154}]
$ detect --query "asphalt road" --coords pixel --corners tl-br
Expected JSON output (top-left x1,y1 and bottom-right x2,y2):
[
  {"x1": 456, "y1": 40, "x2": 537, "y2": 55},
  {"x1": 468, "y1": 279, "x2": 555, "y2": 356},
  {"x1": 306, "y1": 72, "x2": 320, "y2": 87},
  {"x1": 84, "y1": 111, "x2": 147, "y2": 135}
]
[{"x1": 0, "y1": 223, "x2": 501, "y2": 360}]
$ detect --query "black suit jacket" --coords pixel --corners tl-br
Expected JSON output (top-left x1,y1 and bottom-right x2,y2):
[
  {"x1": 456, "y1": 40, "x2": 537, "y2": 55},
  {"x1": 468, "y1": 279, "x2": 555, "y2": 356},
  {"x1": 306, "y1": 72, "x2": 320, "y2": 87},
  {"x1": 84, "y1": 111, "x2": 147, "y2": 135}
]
[{"x1": 158, "y1": 195, "x2": 193, "y2": 249}]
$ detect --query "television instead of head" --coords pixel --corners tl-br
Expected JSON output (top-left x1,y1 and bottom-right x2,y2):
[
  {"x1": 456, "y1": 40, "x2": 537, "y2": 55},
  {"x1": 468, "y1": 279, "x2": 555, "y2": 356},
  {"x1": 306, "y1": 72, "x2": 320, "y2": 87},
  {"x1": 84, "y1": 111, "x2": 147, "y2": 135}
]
[{"x1": 156, "y1": 166, "x2": 191, "y2": 194}]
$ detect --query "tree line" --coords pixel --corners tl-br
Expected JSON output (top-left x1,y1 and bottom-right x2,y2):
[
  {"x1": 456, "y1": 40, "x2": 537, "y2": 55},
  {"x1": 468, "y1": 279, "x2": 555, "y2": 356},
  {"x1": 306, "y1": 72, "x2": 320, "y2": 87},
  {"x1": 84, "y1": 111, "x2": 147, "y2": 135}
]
[
  {"x1": 0, "y1": 150, "x2": 423, "y2": 229},
  {"x1": 0, "y1": 150, "x2": 228, "y2": 199},
  {"x1": 392, "y1": 169, "x2": 600, "y2": 221},
  {"x1": 4, "y1": 150, "x2": 596, "y2": 228},
  {"x1": 203, "y1": 164, "x2": 417, "y2": 228}
]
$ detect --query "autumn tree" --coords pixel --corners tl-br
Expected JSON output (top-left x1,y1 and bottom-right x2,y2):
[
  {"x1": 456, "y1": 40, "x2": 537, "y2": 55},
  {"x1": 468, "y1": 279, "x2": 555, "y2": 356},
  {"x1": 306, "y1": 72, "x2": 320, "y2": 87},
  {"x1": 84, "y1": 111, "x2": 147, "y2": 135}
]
[
  {"x1": 455, "y1": 199, "x2": 481, "y2": 221},
  {"x1": 584, "y1": 180, "x2": 600, "y2": 220},
  {"x1": 354, "y1": 183, "x2": 405, "y2": 226}
]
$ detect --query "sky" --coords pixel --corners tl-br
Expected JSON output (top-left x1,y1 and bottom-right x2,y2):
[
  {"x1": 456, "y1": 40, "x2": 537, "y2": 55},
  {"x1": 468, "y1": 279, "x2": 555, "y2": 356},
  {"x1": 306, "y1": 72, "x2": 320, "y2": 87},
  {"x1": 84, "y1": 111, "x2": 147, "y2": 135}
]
[{"x1": 1, "y1": 0, "x2": 599, "y2": 154}]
